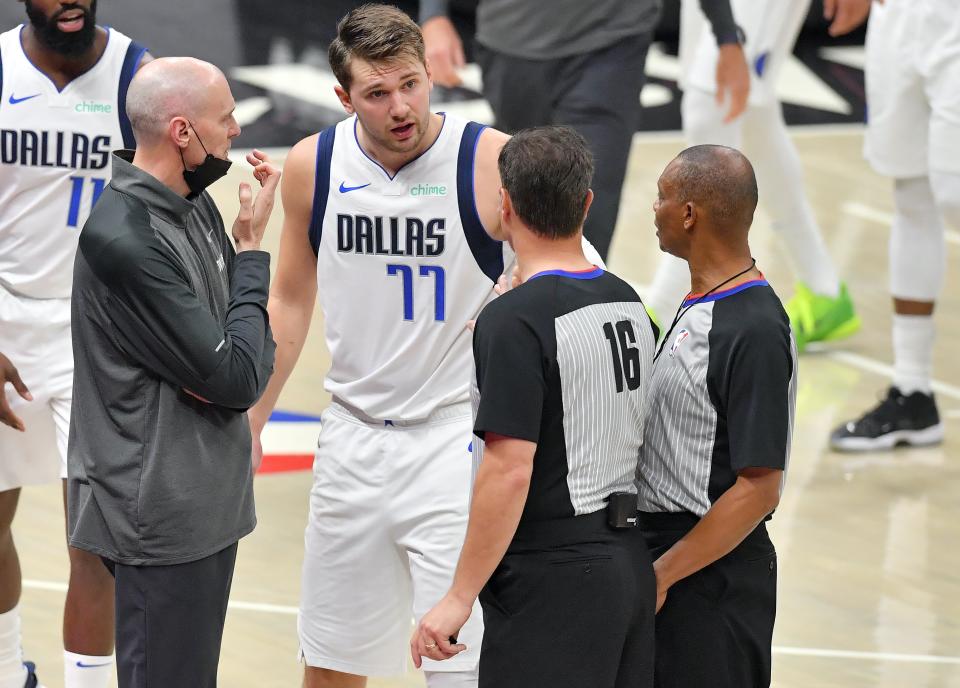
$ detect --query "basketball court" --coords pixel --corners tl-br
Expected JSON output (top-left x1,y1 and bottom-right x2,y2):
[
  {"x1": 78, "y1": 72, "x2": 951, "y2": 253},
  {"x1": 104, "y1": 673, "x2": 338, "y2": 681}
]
[{"x1": 1, "y1": 1, "x2": 958, "y2": 686}]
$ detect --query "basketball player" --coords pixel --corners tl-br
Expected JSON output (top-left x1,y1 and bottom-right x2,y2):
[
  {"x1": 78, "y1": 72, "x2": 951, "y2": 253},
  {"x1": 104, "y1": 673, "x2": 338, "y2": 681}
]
[
  {"x1": 246, "y1": 5, "x2": 513, "y2": 687},
  {"x1": 828, "y1": 0, "x2": 958, "y2": 451},
  {"x1": 0, "y1": 1, "x2": 150, "y2": 686},
  {"x1": 644, "y1": 0, "x2": 859, "y2": 353}
]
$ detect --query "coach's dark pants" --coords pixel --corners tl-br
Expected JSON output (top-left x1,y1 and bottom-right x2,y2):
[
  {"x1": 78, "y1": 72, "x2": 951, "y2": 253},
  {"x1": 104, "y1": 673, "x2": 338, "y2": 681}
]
[
  {"x1": 479, "y1": 511, "x2": 655, "y2": 688},
  {"x1": 102, "y1": 542, "x2": 238, "y2": 688},
  {"x1": 476, "y1": 34, "x2": 651, "y2": 261},
  {"x1": 641, "y1": 513, "x2": 778, "y2": 688}
]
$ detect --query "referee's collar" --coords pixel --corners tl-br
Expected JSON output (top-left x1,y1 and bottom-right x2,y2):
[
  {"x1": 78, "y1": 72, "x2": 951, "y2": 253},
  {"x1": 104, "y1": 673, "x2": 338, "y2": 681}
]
[
  {"x1": 682, "y1": 278, "x2": 768, "y2": 307},
  {"x1": 528, "y1": 266, "x2": 604, "y2": 281}
]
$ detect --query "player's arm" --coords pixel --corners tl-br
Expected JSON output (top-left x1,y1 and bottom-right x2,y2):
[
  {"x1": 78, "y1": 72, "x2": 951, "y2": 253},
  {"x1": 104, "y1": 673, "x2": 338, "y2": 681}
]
[
  {"x1": 0, "y1": 352, "x2": 31, "y2": 432},
  {"x1": 823, "y1": 0, "x2": 877, "y2": 37},
  {"x1": 247, "y1": 136, "x2": 320, "y2": 444},
  {"x1": 473, "y1": 127, "x2": 511, "y2": 242},
  {"x1": 698, "y1": 0, "x2": 749, "y2": 123},
  {"x1": 419, "y1": 0, "x2": 464, "y2": 88}
]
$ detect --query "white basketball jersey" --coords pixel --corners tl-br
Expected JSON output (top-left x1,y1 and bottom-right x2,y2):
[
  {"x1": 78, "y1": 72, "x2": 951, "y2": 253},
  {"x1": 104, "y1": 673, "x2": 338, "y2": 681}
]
[
  {"x1": 311, "y1": 113, "x2": 508, "y2": 421},
  {"x1": 0, "y1": 25, "x2": 146, "y2": 299}
]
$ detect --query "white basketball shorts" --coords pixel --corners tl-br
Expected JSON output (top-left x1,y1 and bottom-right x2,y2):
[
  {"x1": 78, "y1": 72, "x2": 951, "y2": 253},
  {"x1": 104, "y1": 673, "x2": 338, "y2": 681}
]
[
  {"x1": 680, "y1": 0, "x2": 810, "y2": 107},
  {"x1": 0, "y1": 286, "x2": 72, "y2": 491},
  {"x1": 298, "y1": 401, "x2": 483, "y2": 676},
  {"x1": 864, "y1": 0, "x2": 960, "y2": 178}
]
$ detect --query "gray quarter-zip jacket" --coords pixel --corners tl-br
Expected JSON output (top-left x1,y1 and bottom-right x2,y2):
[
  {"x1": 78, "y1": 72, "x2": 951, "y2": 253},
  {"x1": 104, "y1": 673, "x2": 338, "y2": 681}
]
[{"x1": 67, "y1": 150, "x2": 275, "y2": 566}]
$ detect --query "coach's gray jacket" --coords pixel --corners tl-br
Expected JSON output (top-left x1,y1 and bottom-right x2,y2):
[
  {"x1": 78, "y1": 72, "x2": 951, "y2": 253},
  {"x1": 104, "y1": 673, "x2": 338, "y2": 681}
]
[{"x1": 67, "y1": 151, "x2": 275, "y2": 566}]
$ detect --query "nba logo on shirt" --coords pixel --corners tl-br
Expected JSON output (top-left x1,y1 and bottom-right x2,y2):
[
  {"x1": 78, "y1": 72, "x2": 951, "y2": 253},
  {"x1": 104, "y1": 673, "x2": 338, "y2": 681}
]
[{"x1": 669, "y1": 328, "x2": 690, "y2": 358}]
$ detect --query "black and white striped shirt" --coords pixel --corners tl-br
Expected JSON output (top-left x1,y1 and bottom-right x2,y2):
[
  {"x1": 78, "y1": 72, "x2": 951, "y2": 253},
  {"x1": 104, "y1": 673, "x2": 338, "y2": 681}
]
[
  {"x1": 637, "y1": 280, "x2": 797, "y2": 518},
  {"x1": 472, "y1": 267, "x2": 657, "y2": 521}
]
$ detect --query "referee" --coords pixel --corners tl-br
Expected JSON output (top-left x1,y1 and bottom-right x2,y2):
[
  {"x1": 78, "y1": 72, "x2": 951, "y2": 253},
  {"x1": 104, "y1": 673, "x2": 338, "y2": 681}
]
[
  {"x1": 411, "y1": 126, "x2": 658, "y2": 687},
  {"x1": 639, "y1": 145, "x2": 797, "y2": 688}
]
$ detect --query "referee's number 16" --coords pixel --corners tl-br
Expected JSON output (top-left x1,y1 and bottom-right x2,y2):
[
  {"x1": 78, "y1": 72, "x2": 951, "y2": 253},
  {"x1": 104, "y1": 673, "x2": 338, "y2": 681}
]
[{"x1": 602, "y1": 320, "x2": 642, "y2": 393}]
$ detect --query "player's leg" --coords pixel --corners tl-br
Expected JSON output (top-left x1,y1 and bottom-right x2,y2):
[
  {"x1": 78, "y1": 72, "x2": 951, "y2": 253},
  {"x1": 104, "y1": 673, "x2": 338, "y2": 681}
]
[
  {"x1": 300, "y1": 408, "x2": 411, "y2": 687},
  {"x1": 474, "y1": 45, "x2": 554, "y2": 133},
  {"x1": 740, "y1": 102, "x2": 857, "y2": 350},
  {"x1": 551, "y1": 35, "x2": 649, "y2": 261},
  {"x1": 0, "y1": 489, "x2": 28, "y2": 688},
  {"x1": 401, "y1": 413, "x2": 480, "y2": 687},
  {"x1": 61, "y1": 481, "x2": 115, "y2": 688},
  {"x1": 830, "y1": 176, "x2": 945, "y2": 450}
]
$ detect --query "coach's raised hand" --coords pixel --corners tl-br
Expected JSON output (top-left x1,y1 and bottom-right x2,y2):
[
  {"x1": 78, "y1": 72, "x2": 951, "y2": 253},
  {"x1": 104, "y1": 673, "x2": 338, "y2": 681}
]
[{"x1": 233, "y1": 149, "x2": 281, "y2": 252}]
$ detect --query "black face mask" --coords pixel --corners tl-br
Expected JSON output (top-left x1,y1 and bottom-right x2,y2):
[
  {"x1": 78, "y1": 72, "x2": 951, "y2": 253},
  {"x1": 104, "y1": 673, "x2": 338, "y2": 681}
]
[
  {"x1": 180, "y1": 122, "x2": 232, "y2": 200},
  {"x1": 24, "y1": 0, "x2": 98, "y2": 57}
]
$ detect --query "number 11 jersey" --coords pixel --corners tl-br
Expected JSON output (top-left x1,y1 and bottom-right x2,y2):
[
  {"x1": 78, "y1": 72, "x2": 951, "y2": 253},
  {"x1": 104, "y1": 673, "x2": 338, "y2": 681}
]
[
  {"x1": 309, "y1": 112, "x2": 508, "y2": 421},
  {"x1": 0, "y1": 25, "x2": 146, "y2": 299}
]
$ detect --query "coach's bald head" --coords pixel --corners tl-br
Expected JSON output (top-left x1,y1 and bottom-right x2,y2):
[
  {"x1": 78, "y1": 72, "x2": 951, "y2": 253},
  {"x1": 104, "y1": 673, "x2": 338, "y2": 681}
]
[{"x1": 653, "y1": 145, "x2": 758, "y2": 258}]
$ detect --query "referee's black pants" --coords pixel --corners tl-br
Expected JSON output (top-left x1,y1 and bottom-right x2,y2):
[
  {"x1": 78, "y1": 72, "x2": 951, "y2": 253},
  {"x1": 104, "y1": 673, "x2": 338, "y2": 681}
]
[
  {"x1": 641, "y1": 513, "x2": 777, "y2": 688},
  {"x1": 478, "y1": 511, "x2": 656, "y2": 688},
  {"x1": 102, "y1": 542, "x2": 238, "y2": 688}
]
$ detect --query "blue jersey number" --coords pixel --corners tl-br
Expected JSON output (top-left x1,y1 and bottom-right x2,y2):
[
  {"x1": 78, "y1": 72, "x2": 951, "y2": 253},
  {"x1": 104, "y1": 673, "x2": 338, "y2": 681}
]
[
  {"x1": 387, "y1": 264, "x2": 446, "y2": 322},
  {"x1": 67, "y1": 176, "x2": 107, "y2": 228}
]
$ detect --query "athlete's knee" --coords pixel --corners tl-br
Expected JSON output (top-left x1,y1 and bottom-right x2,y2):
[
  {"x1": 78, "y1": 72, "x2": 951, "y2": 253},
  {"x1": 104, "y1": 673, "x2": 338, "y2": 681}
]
[
  {"x1": 890, "y1": 177, "x2": 945, "y2": 300},
  {"x1": 0, "y1": 488, "x2": 20, "y2": 534},
  {"x1": 425, "y1": 669, "x2": 479, "y2": 688},
  {"x1": 929, "y1": 169, "x2": 960, "y2": 228},
  {"x1": 681, "y1": 88, "x2": 740, "y2": 147},
  {"x1": 302, "y1": 666, "x2": 366, "y2": 688}
]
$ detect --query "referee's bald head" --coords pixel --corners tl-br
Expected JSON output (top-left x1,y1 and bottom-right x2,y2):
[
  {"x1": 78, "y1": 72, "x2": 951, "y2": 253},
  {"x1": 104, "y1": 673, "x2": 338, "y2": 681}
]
[{"x1": 667, "y1": 145, "x2": 758, "y2": 233}]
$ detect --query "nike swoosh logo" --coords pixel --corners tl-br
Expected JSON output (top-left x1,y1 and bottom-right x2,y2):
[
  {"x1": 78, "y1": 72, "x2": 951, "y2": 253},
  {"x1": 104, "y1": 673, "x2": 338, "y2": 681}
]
[
  {"x1": 76, "y1": 661, "x2": 112, "y2": 668},
  {"x1": 8, "y1": 93, "x2": 41, "y2": 105},
  {"x1": 339, "y1": 181, "x2": 371, "y2": 193}
]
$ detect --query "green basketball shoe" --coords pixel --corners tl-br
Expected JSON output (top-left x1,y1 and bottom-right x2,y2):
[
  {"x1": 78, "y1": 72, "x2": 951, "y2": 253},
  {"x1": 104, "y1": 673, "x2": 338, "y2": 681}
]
[{"x1": 786, "y1": 282, "x2": 860, "y2": 352}]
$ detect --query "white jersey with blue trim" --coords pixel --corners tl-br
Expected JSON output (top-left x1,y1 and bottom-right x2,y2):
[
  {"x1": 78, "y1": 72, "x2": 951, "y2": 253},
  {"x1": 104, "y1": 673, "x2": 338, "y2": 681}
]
[
  {"x1": 0, "y1": 25, "x2": 146, "y2": 299},
  {"x1": 310, "y1": 112, "x2": 507, "y2": 421}
]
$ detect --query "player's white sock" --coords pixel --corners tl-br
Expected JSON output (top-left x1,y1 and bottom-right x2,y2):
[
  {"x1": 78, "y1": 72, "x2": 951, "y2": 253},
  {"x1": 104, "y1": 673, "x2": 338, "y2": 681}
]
[
  {"x1": 0, "y1": 605, "x2": 27, "y2": 688},
  {"x1": 892, "y1": 314, "x2": 935, "y2": 395},
  {"x1": 64, "y1": 651, "x2": 113, "y2": 688},
  {"x1": 425, "y1": 669, "x2": 478, "y2": 687}
]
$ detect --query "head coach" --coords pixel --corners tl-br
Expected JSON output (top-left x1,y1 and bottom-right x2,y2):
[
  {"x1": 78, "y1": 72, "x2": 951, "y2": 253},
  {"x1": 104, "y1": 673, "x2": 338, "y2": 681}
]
[
  {"x1": 411, "y1": 126, "x2": 659, "y2": 688},
  {"x1": 640, "y1": 145, "x2": 797, "y2": 688},
  {"x1": 66, "y1": 57, "x2": 279, "y2": 688}
]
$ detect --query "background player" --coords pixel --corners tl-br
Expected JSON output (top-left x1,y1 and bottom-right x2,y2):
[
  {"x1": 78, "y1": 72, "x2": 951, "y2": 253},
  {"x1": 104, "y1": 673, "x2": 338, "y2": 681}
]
[
  {"x1": 829, "y1": 0, "x2": 958, "y2": 450},
  {"x1": 644, "y1": 0, "x2": 859, "y2": 352},
  {"x1": 0, "y1": 1, "x2": 150, "y2": 686},
  {"x1": 419, "y1": 0, "x2": 749, "y2": 262},
  {"x1": 247, "y1": 5, "x2": 510, "y2": 687}
]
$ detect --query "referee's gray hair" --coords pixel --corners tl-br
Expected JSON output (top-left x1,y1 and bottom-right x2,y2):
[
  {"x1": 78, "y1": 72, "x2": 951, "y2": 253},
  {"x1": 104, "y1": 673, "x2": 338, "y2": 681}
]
[
  {"x1": 673, "y1": 145, "x2": 758, "y2": 229},
  {"x1": 125, "y1": 57, "x2": 224, "y2": 144}
]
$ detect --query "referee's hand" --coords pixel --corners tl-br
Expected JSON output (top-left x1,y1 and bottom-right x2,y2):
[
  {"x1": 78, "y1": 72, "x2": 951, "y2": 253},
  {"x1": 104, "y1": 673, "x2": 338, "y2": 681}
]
[{"x1": 410, "y1": 594, "x2": 470, "y2": 668}]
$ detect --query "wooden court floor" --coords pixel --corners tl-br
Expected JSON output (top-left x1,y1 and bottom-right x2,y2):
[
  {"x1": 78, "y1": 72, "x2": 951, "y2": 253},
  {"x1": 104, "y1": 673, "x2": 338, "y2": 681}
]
[{"x1": 11, "y1": 128, "x2": 960, "y2": 687}]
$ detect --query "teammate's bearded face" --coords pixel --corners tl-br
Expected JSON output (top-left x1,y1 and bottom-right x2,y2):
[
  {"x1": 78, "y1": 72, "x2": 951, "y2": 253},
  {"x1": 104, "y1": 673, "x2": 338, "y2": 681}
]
[
  {"x1": 24, "y1": 0, "x2": 98, "y2": 57},
  {"x1": 342, "y1": 56, "x2": 433, "y2": 157}
]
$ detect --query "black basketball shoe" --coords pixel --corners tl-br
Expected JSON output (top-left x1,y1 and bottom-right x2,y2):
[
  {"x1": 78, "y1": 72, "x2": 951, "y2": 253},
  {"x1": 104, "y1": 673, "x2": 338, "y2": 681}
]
[
  {"x1": 830, "y1": 387, "x2": 944, "y2": 452},
  {"x1": 23, "y1": 661, "x2": 40, "y2": 688}
]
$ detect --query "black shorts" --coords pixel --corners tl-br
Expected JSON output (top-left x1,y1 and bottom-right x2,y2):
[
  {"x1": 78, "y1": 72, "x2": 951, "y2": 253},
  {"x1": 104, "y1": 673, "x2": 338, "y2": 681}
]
[
  {"x1": 641, "y1": 513, "x2": 778, "y2": 688},
  {"x1": 479, "y1": 511, "x2": 656, "y2": 688}
]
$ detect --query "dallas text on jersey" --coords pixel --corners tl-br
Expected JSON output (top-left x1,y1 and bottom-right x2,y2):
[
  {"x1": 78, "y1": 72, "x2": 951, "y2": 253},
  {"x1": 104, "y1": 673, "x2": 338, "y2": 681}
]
[
  {"x1": 336, "y1": 213, "x2": 446, "y2": 257},
  {"x1": 0, "y1": 129, "x2": 111, "y2": 170}
]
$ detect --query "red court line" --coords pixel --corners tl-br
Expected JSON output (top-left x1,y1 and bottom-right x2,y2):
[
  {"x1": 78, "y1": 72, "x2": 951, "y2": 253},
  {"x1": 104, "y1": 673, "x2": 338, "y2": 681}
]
[{"x1": 257, "y1": 454, "x2": 313, "y2": 474}]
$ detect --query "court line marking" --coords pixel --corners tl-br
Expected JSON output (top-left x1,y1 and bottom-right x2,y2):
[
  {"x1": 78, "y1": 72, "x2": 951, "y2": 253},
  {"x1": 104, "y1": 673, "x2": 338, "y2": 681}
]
[
  {"x1": 843, "y1": 201, "x2": 960, "y2": 245},
  {"x1": 824, "y1": 350, "x2": 960, "y2": 401},
  {"x1": 23, "y1": 579, "x2": 960, "y2": 665}
]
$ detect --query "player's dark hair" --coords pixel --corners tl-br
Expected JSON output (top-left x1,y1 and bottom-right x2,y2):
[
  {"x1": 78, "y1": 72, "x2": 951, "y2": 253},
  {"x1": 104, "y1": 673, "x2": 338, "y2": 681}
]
[
  {"x1": 673, "y1": 144, "x2": 759, "y2": 230},
  {"x1": 329, "y1": 4, "x2": 425, "y2": 92},
  {"x1": 498, "y1": 126, "x2": 594, "y2": 240}
]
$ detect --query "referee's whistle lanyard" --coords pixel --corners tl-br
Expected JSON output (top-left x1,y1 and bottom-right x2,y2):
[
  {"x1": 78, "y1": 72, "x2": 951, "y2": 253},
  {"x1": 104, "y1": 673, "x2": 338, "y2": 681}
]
[{"x1": 653, "y1": 258, "x2": 758, "y2": 362}]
